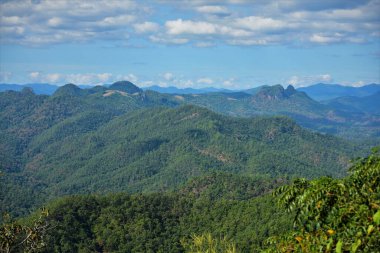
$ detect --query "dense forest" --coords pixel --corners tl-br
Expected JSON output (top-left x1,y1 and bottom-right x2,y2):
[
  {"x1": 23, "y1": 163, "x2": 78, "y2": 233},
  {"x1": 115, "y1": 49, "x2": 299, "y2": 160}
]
[
  {"x1": 0, "y1": 82, "x2": 379, "y2": 252},
  {"x1": 1, "y1": 84, "x2": 361, "y2": 218},
  {"x1": 1, "y1": 149, "x2": 379, "y2": 252}
]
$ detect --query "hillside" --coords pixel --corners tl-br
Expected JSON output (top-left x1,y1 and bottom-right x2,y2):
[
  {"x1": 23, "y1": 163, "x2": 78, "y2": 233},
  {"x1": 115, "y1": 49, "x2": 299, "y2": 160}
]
[
  {"x1": 182, "y1": 85, "x2": 380, "y2": 140},
  {"x1": 0, "y1": 85, "x2": 361, "y2": 218},
  {"x1": 1, "y1": 82, "x2": 379, "y2": 141},
  {"x1": 4, "y1": 149, "x2": 378, "y2": 253},
  {"x1": 24, "y1": 190, "x2": 292, "y2": 253}
]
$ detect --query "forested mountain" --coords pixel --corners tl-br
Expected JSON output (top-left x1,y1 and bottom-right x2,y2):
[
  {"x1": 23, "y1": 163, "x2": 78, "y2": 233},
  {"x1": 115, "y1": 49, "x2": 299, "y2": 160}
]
[
  {"x1": 0, "y1": 82, "x2": 362, "y2": 219},
  {"x1": 298, "y1": 83, "x2": 380, "y2": 101},
  {"x1": 183, "y1": 85, "x2": 380, "y2": 140},
  {"x1": 4, "y1": 150, "x2": 378, "y2": 253},
  {"x1": 0, "y1": 81, "x2": 378, "y2": 253},
  {"x1": 1, "y1": 82, "x2": 379, "y2": 141}
]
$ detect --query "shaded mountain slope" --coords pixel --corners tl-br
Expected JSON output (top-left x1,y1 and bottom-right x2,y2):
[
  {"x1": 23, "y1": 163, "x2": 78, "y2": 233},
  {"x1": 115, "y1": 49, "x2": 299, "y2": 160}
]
[{"x1": 322, "y1": 91, "x2": 380, "y2": 114}]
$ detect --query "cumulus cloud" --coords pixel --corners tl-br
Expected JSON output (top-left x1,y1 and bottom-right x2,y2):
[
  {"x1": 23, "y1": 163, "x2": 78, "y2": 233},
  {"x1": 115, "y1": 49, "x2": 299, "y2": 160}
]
[
  {"x1": 197, "y1": 78, "x2": 214, "y2": 84},
  {"x1": 287, "y1": 74, "x2": 333, "y2": 87},
  {"x1": 26, "y1": 72, "x2": 139, "y2": 85},
  {"x1": 195, "y1": 5, "x2": 230, "y2": 16},
  {"x1": 165, "y1": 19, "x2": 251, "y2": 37},
  {"x1": 309, "y1": 34, "x2": 342, "y2": 44},
  {"x1": 0, "y1": 0, "x2": 378, "y2": 47},
  {"x1": 0, "y1": 0, "x2": 140, "y2": 45},
  {"x1": 134, "y1": 22, "x2": 160, "y2": 33},
  {"x1": 162, "y1": 72, "x2": 174, "y2": 81}
]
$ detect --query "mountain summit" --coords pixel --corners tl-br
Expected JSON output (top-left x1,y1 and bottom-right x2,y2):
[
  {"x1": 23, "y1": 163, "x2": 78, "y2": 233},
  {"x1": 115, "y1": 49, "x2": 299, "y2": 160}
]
[
  {"x1": 53, "y1": 83, "x2": 83, "y2": 97},
  {"x1": 109, "y1": 81, "x2": 142, "y2": 94},
  {"x1": 254, "y1": 85, "x2": 308, "y2": 101}
]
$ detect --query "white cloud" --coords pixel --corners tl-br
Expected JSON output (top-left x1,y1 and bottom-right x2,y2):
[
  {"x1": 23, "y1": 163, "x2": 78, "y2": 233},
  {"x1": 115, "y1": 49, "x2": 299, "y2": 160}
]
[
  {"x1": 163, "y1": 72, "x2": 174, "y2": 81},
  {"x1": 47, "y1": 17, "x2": 64, "y2": 27},
  {"x1": 174, "y1": 79, "x2": 194, "y2": 88},
  {"x1": 134, "y1": 22, "x2": 160, "y2": 33},
  {"x1": 123, "y1": 74, "x2": 138, "y2": 83},
  {"x1": 309, "y1": 34, "x2": 341, "y2": 44},
  {"x1": 287, "y1": 74, "x2": 333, "y2": 87},
  {"x1": 139, "y1": 80, "x2": 154, "y2": 87},
  {"x1": 234, "y1": 16, "x2": 290, "y2": 31},
  {"x1": 149, "y1": 35, "x2": 189, "y2": 44},
  {"x1": 197, "y1": 78, "x2": 214, "y2": 84},
  {"x1": 97, "y1": 73, "x2": 113, "y2": 82},
  {"x1": 195, "y1": 5, "x2": 230, "y2": 15},
  {"x1": 351, "y1": 80, "x2": 366, "y2": 87},
  {"x1": 29, "y1": 71, "x2": 40, "y2": 79},
  {"x1": 98, "y1": 15, "x2": 135, "y2": 27},
  {"x1": 0, "y1": 0, "x2": 141, "y2": 45},
  {"x1": 0, "y1": 0, "x2": 378, "y2": 47},
  {"x1": 165, "y1": 19, "x2": 251, "y2": 37},
  {"x1": 223, "y1": 78, "x2": 239, "y2": 88},
  {"x1": 27, "y1": 72, "x2": 120, "y2": 85},
  {"x1": 166, "y1": 19, "x2": 217, "y2": 35},
  {"x1": 45, "y1": 73, "x2": 62, "y2": 83}
]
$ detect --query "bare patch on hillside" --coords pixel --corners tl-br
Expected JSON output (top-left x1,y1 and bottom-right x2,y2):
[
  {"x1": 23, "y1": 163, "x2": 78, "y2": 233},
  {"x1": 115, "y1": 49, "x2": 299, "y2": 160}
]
[{"x1": 103, "y1": 90, "x2": 128, "y2": 97}]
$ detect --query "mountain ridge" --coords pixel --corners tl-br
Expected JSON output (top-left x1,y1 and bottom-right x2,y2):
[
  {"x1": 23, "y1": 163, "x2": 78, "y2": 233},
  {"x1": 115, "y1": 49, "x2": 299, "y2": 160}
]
[{"x1": 0, "y1": 88, "x2": 361, "y2": 218}]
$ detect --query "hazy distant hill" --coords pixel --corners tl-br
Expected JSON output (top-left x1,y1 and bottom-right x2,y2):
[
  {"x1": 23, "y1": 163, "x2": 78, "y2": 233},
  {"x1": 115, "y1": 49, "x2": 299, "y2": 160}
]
[
  {"x1": 322, "y1": 91, "x2": 380, "y2": 114},
  {"x1": 144, "y1": 85, "x2": 234, "y2": 94},
  {"x1": 0, "y1": 83, "x2": 96, "y2": 95},
  {"x1": 0, "y1": 83, "x2": 58, "y2": 95},
  {"x1": 1, "y1": 82, "x2": 360, "y2": 217},
  {"x1": 298, "y1": 83, "x2": 380, "y2": 101}
]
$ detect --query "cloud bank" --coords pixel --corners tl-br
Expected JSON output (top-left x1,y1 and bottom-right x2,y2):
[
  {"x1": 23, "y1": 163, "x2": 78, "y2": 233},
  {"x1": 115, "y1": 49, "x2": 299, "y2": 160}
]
[{"x1": 1, "y1": 0, "x2": 379, "y2": 47}]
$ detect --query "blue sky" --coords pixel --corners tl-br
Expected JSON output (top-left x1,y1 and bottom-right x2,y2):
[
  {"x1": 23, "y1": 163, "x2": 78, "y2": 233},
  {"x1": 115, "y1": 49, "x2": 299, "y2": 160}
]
[{"x1": 0, "y1": 0, "x2": 379, "y2": 89}]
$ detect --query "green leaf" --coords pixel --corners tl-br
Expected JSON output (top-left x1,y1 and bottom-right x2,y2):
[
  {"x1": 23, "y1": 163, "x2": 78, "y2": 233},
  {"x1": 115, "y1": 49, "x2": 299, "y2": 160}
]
[
  {"x1": 367, "y1": 225, "x2": 374, "y2": 235},
  {"x1": 351, "y1": 239, "x2": 361, "y2": 253},
  {"x1": 373, "y1": 210, "x2": 380, "y2": 225},
  {"x1": 335, "y1": 240, "x2": 343, "y2": 253}
]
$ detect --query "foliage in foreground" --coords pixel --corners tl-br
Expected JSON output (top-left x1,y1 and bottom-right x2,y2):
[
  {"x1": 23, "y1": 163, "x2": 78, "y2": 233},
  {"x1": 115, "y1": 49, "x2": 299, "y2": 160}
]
[
  {"x1": 265, "y1": 148, "x2": 380, "y2": 252},
  {"x1": 181, "y1": 233, "x2": 237, "y2": 253},
  {"x1": 0, "y1": 209, "x2": 49, "y2": 253}
]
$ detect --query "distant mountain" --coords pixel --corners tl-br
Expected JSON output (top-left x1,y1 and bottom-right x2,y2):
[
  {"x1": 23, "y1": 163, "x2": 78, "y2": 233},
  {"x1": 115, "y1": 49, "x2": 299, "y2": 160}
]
[
  {"x1": 243, "y1": 85, "x2": 267, "y2": 95},
  {"x1": 0, "y1": 83, "x2": 97, "y2": 95},
  {"x1": 322, "y1": 91, "x2": 380, "y2": 114},
  {"x1": 185, "y1": 85, "x2": 323, "y2": 118},
  {"x1": 0, "y1": 83, "x2": 59, "y2": 95},
  {"x1": 181, "y1": 85, "x2": 380, "y2": 140},
  {"x1": 1, "y1": 81, "x2": 379, "y2": 140},
  {"x1": 144, "y1": 85, "x2": 234, "y2": 94},
  {"x1": 109, "y1": 80, "x2": 142, "y2": 93},
  {"x1": 298, "y1": 83, "x2": 380, "y2": 101}
]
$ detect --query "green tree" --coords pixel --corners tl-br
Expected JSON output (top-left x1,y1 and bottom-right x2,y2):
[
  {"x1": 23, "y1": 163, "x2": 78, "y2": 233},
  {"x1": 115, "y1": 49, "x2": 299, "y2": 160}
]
[
  {"x1": 0, "y1": 209, "x2": 49, "y2": 253},
  {"x1": 265, "y1": 148, "x2": 380, "y2": 252},
  {"x1": 181, "y1": 233, "x2": 237, "y2": 253}
]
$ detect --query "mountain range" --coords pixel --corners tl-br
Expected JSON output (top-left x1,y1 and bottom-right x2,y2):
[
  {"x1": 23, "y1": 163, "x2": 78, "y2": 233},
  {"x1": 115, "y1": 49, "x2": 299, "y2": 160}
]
[
  {"x1": 1, "y1": 81, "x2": 379, "y2": 141},
  {"x1": 298, "y1": 83, "x2": 380, "y2": 101},
  {"x1": 2, "y1": 82, "x2": 379, "y2": 99},
  {"x1": 1, "y1": 81, "x2": 365, "y2": 218}
]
